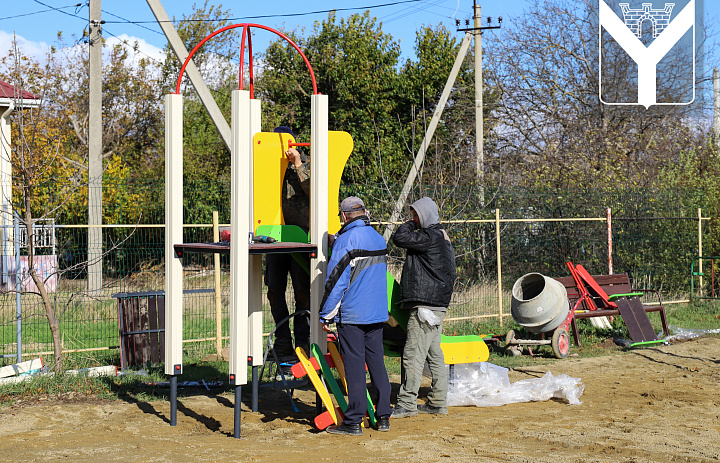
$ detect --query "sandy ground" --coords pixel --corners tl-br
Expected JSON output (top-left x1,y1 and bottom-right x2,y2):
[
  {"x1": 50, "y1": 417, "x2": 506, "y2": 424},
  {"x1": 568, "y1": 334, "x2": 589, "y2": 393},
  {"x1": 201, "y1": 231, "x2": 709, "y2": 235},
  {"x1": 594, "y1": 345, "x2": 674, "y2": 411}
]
[{"x1": 1, "y1": 336, "x2": 719, "y2": 463}]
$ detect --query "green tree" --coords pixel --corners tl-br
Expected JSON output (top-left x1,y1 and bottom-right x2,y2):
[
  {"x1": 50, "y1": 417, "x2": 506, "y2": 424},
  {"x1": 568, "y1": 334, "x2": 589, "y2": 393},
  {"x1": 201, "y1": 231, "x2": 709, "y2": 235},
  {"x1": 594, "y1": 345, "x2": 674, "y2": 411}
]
[{"x1": 258, "y1": 11, "x2": 404, "y2": 183}]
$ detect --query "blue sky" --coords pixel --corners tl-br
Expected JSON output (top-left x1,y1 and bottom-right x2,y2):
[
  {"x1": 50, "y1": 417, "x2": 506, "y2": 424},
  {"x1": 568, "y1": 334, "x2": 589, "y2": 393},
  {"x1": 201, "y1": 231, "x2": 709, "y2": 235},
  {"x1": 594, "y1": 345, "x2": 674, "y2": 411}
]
[
  {"x1": 1, "y1": 1, "x2": 717, "y2": 62},
  {"x1": 0, "y1": 0, "x2": 549, "y2": 63},
  {"x1": 0, "y1": 1, "x2": 716, "y2": 76}
]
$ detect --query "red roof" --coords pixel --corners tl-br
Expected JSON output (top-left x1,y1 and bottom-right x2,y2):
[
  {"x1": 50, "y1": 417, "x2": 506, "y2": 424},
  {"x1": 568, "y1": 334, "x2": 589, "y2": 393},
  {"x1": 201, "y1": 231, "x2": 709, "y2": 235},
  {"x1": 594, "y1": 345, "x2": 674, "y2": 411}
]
[{"x1": 0, "y1": 80, "x2": 40, "y2": 101}]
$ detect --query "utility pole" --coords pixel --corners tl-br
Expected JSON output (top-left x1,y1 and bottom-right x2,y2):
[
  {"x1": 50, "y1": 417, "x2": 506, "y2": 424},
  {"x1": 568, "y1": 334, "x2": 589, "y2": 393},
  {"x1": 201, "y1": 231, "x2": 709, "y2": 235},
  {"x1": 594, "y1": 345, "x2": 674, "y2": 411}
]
[
  {"x1": 458, "y1": 3, "x2": 500, "y2": 203},
  {"x1": 474, "y1": 0, "x2": 483, "y2": 204},
  {"x1": 714, "y1": 67, "x2": 719, "y2": 144},
  {"x1": 88, "y1": 0, "x2": 103, "y2": 295},
  {"x1": 382, "y1": 34, "x2": 473, "y2": 241}
]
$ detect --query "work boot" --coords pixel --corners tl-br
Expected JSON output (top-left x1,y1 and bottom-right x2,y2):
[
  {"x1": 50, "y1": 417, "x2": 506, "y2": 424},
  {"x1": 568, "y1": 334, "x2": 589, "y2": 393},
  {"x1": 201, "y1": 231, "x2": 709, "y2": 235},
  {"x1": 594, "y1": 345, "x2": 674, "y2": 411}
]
[
  {"x1": 390, "y1": 406, "x2": 418, "y2": 419},
  {"x1": 375, "y1": 416, "x2": 390, "y2": 432},
  {"x1": 418, "y1": 403, "x2": 448, "y2": 415},
  {"x1": 272, "y1": 339, "x2": 294, "y2": 359},
  {"x1": 326, "y1": 422, "x2": 363, "y2": 436}
]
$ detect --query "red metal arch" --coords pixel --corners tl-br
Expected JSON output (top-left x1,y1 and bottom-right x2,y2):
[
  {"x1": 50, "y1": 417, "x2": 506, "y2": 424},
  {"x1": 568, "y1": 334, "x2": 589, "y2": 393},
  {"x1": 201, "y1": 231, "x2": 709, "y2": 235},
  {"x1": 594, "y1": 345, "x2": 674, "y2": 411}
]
[{"x1": 174, "y1": 23, "x2": 317, "y2": 97}]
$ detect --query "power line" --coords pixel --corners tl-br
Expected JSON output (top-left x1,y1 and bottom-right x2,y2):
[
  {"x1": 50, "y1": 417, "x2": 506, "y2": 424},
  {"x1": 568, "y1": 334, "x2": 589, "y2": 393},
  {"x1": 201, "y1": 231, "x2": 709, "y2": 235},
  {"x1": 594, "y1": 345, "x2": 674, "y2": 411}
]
[
  {"x1": 101, "y1": 9, "x2": 163, "y2": 36},
  {"x1": 0, "y1": 3, "x2": 82, "y2": 22},
  {"x1": 31, "y1": 0, "x2": 86, "y2": 22},
  {"x1": 101, "y1": 0, "x2": 429, "y2": 24}
]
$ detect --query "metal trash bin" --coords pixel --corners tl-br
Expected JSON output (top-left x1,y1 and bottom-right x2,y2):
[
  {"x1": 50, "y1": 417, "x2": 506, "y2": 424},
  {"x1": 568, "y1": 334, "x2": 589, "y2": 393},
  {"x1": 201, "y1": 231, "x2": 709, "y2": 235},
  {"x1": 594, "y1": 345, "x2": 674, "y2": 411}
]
[{"x1": 113, "y1": 291, "x2": 165, "y2": 370}]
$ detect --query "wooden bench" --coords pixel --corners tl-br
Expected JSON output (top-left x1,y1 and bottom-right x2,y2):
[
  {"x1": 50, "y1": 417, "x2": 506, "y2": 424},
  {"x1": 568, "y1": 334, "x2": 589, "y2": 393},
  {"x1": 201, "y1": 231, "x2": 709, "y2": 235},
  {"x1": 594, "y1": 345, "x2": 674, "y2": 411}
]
[{"x1": 553, "y1": 274, "x2": 670, "y2": 347}]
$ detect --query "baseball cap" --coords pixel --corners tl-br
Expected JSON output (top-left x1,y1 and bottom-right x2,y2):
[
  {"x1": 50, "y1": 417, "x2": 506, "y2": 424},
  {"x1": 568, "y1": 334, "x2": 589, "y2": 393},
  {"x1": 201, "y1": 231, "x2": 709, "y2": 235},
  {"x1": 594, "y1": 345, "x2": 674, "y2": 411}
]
[
  {"x1": 339, "y1": 196, "x2": 366, "y2": 213},
  {"x1": 273, "y1": 126, "x2": 295, "y2": 139}
]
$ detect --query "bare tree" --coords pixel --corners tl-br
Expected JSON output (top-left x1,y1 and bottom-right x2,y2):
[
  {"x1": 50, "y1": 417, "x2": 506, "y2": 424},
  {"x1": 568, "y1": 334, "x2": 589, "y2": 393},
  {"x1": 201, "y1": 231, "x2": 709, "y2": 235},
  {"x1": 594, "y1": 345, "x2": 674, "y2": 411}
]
[
  {"x1": 0, "y1": 42, "x2": 84, "y2": 372},
  {"x1": 483, "y1": 0, "x2": 716, "y2": 188}
]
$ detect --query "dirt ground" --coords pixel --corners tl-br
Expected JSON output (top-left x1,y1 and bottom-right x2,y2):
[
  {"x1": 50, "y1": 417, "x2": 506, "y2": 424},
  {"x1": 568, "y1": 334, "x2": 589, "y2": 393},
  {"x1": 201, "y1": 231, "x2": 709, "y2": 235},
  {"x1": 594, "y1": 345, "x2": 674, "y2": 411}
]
[{"x1": 1, "y1": 336, "x2": 719, "y2": 463}]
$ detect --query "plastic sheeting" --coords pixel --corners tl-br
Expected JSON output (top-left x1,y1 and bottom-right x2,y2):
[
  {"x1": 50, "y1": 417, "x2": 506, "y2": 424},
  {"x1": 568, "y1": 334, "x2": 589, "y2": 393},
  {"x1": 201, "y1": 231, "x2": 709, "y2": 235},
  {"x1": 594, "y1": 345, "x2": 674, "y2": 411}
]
[
  {"x1": 665, "y1": 325, "x2": 720, "y2": 342},
  {"x1": 447, "y1": 362, "x2": 584, "y2": 407}
]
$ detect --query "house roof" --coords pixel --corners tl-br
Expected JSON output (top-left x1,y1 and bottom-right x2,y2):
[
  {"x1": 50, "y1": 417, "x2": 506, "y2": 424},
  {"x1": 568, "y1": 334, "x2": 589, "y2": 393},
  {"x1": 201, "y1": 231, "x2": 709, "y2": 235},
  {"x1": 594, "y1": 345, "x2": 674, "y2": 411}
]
[{"x1": 0, "y1": 80, "x2": 41, "y2": 102}]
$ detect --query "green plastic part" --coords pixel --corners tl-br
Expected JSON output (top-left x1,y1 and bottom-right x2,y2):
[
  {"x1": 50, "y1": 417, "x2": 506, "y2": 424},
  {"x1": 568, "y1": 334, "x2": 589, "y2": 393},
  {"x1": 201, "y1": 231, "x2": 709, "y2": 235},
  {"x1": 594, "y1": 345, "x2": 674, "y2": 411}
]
[
  {"x1": 310, "y1": 344, "x2": 348, "y2": 413},
  {"x1": 387, "y1": 272, "x2": 407, "y2": 329},
  {"x1": 439, "y1": 334, "x2": 486, "y2": 344},
  {"x1": 630, "y1": 339, "x2": 666, "y2": 348},
  {"x1": 255, "y1": 224, "x2": 310, "y2": 243},
  {"x1": 256, "y1": 224, "x2": 310, "y2": 274},
  {"x1": 607, "y1": 292, "x2": 643, "y2": 301}
]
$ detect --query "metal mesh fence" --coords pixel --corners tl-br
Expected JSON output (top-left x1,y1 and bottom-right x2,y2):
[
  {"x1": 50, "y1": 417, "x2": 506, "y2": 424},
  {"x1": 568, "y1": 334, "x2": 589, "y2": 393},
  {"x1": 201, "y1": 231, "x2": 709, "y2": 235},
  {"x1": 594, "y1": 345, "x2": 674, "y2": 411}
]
[{"x1": 0, "y1": 182, "x2": 715, "y2": 363}]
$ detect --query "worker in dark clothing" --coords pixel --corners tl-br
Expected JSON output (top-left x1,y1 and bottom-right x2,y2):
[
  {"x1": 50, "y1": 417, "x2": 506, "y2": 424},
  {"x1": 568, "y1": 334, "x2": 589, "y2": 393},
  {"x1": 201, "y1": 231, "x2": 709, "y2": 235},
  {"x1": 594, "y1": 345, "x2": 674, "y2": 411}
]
[{"x1": 265, "y1": 126, "x2": 311, "y2": 358}]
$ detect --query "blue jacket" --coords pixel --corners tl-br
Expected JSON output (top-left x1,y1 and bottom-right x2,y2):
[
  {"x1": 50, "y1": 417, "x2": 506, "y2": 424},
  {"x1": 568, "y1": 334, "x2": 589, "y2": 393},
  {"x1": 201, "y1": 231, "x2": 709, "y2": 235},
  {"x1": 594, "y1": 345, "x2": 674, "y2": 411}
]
[{"x1": 320, "y1": 216, "x2": 389, "y2": 325}]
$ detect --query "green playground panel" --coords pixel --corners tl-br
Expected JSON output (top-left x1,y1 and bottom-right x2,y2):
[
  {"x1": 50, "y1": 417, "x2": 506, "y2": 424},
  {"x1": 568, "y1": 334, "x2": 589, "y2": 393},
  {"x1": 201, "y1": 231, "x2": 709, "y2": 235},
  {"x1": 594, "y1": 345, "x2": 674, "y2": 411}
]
[
  {"x1": 439, "y1": 334, "x2": 486, "y2": 343},
  {"x1": 255, "y1": 224, "x2": 310, "y2": 243},
  {"x1": 607, "y1": 292, "x2": 643, "y2": 301}
]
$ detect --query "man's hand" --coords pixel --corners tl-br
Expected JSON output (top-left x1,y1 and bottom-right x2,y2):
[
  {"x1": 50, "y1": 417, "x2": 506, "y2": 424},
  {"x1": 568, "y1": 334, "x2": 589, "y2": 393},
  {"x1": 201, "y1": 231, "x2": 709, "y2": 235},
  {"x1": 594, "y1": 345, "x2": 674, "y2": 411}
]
[
  {"x1": 285, "y1": 148, "x2": 302, "y2": 168},
  {"x1": 321, "y1": 323, "x2": 332, "y2": 333}
]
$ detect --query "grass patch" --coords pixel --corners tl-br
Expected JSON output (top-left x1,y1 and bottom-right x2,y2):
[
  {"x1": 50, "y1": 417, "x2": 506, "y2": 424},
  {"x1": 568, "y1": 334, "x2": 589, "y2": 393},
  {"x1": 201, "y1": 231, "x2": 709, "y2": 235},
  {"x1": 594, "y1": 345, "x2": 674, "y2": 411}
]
[{"x1": 2, "y1": 300, "x2": 718, "y2": 406}]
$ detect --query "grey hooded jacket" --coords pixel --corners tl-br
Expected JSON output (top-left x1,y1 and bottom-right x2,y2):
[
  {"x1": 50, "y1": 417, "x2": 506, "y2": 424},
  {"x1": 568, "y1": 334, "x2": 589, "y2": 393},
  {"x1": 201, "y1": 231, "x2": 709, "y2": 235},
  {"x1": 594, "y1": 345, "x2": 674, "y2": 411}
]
[{"x1": 392, "y1": 197, "x2": 457, "y2": 309}]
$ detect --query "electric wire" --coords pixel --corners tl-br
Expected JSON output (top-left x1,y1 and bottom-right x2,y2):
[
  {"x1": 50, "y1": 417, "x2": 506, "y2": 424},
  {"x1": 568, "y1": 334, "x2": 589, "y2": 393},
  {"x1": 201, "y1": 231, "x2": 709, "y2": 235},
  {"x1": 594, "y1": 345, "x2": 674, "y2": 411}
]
[
  {"x1": 0, "y1": 3, "x2": 82, "y2": 22},
  {"x1": 31, "y1": 0, "x2": 86, "y2": 22},
  {"x1": 101, "y1": 0, "x2": 430, "y2": 24}
]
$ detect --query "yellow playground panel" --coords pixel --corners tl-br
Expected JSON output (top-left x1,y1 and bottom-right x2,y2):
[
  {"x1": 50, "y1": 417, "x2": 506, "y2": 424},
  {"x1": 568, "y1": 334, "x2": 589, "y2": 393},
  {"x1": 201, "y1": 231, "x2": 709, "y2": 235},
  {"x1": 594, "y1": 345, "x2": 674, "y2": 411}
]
[
  {"x1": 440, "y1": 335, "x2": 490, "y2": 364},
  {"x1": 252, "y1": 130, "x2": 353, "y2": 237}
]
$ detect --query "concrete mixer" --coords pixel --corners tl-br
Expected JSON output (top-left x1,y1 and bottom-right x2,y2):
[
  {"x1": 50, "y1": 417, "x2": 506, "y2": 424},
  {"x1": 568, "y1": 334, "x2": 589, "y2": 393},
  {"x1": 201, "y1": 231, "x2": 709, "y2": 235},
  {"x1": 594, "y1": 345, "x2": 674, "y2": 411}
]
[{"x1": 504, "y1": 273, "x2": 574, "y2": 358}]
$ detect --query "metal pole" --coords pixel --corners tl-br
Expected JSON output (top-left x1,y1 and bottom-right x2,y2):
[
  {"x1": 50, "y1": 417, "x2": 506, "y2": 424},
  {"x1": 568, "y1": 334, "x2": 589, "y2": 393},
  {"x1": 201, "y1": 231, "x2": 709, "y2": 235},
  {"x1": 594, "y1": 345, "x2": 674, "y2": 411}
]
[
  {"x1": 607, "y1": 208, "x2": 613, "y2": 275},
  {"x1": 234, "y1": 385, "x2": 242, "y2": 439},
  {"x1": 14, "y1": 212, "x2": 21, "y2": 363},
  {"x1": 698, "y1": 208, "x2": 703, "y2": 294},
  {"x1": 495, "y1": 208, "x2": 502, "y2": 325},
  {"x1": 251, "y1": 366, "x2": 259, "y2": 412},
  {"x1": 170, "y1": 375, "x2": 177, "y2": 426},
  {"x1": 213, "y1": 210, "x2": 222, "y2": 357},
  {"x1": 88, "y1": 0, "x2": 103, "y2": 295},
  {"x1": 713, "y1": 68, "x2": 719, "y2": 143}
]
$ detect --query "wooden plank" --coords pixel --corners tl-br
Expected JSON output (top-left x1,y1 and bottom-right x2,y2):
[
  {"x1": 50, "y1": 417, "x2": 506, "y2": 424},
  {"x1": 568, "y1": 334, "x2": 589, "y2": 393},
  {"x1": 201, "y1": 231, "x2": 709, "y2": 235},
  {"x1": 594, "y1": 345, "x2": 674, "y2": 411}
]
[
  {"x1": 116, "y1": 298, "x2": 126, "y2": 371},
  {"x1": 158, "y1": 296, "x2": 166, "y2": 363},
  {"x1": 138, "y1": 296, "x2": 149, "y2": 365},
  {"x1": 129, "y1": 297, "x2": 140, "y2": 367},
  {"x1": 616, "y1": 297, "x2": 657, "y2": 343},
  {"x1": 148, "y1": 295, "x2": 160, "y2": 365},
  {"x1": 628, "y1": 296, "x2": 657, "y2": 342},
  {"x1": 0, "y1": 358, "x2": 43, "y2": 378}
]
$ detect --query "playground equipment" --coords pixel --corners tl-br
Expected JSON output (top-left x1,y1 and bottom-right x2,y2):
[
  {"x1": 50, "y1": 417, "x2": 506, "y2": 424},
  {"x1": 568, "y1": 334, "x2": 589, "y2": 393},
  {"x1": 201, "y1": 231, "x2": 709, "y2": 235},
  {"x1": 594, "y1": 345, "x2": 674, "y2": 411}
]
[
  {"x1": 505, "y1": 272, "x2": 573, "y2": 359},
  {"x1": 163, "y1": 22, "x2": 352, "y2": 438}
]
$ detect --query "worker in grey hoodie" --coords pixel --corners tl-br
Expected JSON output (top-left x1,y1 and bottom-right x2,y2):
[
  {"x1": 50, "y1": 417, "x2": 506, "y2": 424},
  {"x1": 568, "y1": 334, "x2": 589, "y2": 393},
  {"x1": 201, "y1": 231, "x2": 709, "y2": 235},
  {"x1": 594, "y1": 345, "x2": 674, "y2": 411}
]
[{"x1": 390, "y1": 197, "x2": 456, "y2": 418}]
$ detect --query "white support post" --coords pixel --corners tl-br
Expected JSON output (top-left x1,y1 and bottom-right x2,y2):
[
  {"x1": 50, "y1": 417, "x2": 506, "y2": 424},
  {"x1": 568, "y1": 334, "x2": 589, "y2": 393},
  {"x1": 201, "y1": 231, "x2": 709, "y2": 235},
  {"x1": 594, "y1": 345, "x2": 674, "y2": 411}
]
[
  {"x1": 229, "y1": 90, "x2": 251, "y2": 384},
  {"x1": 310, "y1": 94, "x2": 329, "y2": 351},
  {"x1": 248, "y1": 98, "x2": 263, "y2": 367},
  {"x1": 164, "y1": 94, "x2": 184, "y2": 375}
]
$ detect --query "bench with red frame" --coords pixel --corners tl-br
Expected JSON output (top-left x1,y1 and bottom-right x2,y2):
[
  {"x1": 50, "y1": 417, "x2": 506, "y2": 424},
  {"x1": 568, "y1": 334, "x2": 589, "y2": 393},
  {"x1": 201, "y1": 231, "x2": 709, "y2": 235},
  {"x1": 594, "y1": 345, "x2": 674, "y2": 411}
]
[{"x1": 553, "y1": 273, "x2": 670, "y2": 347}]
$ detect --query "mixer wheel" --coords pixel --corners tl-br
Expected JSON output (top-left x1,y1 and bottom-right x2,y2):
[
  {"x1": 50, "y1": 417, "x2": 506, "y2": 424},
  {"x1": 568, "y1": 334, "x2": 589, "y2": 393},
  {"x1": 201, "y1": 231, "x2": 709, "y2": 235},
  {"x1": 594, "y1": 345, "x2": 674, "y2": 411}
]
[
  {"x1": 504, "y1": 330, "x2": 522, "y2": 356},
  {"x1": 551, "y1": 328, "x2": 570, "y2": 359}
]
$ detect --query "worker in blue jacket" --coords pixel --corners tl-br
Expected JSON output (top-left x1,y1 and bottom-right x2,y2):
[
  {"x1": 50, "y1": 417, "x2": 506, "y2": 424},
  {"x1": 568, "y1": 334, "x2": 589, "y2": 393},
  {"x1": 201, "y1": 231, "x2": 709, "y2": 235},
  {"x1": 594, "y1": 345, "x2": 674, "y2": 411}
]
[{"x1": 320, "y1": 196, "x2": 392, "y2": 435}]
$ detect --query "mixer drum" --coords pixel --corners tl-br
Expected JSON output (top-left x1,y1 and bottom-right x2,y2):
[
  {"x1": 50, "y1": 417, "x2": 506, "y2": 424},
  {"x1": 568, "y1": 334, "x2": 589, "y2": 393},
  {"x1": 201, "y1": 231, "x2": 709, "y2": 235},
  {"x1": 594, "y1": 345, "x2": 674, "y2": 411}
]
[{"x1": 510, "y1": 273, "x2": 570, "y2": 333}]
